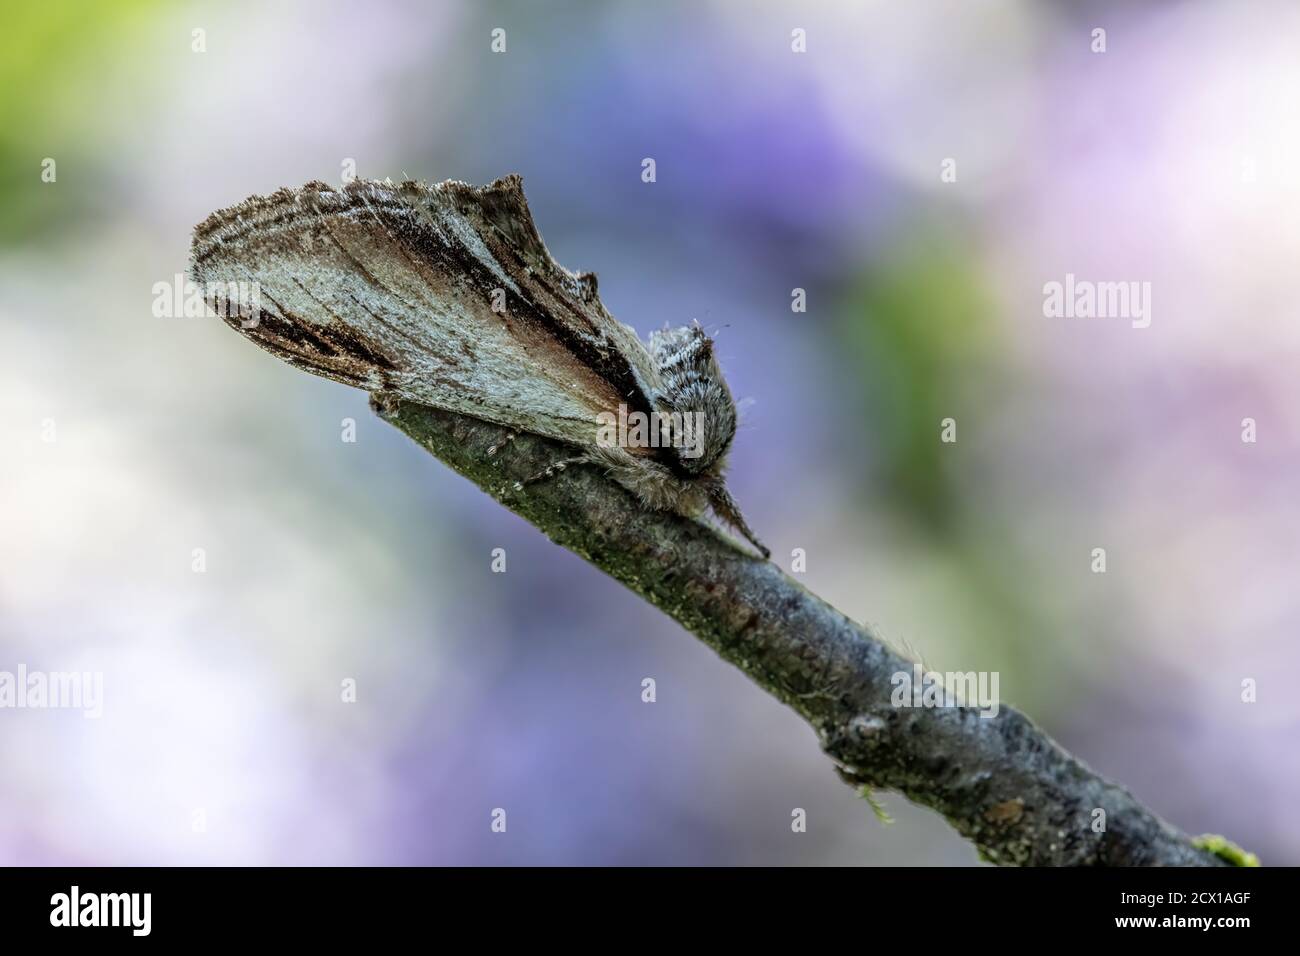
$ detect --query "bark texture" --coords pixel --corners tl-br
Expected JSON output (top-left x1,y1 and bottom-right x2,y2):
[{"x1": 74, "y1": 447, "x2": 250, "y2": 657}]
[{"x1": 374, "y1": 394, "x2": 1230, "y2": 867}]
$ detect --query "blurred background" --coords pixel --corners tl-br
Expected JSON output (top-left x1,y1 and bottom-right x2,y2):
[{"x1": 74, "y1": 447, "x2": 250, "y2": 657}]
[{"x1": 1, "y1": 0, "x2": 1296, "y2": 865}]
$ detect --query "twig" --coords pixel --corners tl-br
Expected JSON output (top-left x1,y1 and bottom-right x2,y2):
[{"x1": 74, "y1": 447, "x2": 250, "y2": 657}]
[{"x1": 372, "y1": 393, "x2": 1232, "y2": 867}]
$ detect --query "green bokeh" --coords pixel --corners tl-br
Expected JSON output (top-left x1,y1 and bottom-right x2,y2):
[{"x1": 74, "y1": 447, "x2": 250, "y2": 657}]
[{"x1": 0, "y1": 0, "x2": 157, "y2": 243}]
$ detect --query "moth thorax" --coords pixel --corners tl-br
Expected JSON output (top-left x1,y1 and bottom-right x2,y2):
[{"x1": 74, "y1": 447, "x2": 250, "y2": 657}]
[{"x1": 650, "y1": 326, "x2": 737, "y2": 475}]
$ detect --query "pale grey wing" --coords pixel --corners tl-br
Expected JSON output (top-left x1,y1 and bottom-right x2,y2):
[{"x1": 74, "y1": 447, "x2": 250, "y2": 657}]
[{"x1": 189, "y1": 175, "x2": 660, "y2": 449}]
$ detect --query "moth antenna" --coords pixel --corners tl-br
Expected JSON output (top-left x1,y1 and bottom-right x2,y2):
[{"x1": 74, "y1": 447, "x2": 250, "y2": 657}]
[{"x1": 706, "y1": 483, "x2": 769, "y2": 559}]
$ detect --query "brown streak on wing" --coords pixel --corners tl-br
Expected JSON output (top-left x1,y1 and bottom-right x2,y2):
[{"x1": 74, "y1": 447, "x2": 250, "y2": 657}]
[{"x1": 223, "y1": 284, "x2": 398, "y2": 387}]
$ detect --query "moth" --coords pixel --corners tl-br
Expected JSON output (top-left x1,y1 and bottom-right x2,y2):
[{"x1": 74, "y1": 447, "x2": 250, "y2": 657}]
[{"x1": 189, "y1": 174, "x2": 768, "y2": 557}]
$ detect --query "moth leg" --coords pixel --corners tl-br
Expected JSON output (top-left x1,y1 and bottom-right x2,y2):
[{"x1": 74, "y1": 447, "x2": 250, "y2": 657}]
[
  {"x1": 511, "y1": 455, "x2": 588, "y2": 493},
  {"x1": 486, "y1": 431, "x2": 517, "y2": 458}
]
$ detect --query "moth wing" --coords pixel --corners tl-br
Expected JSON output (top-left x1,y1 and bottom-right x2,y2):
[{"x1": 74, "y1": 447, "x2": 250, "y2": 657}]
[{"x1": 189, "y1": 175, "x2": 661, "y2": 449}]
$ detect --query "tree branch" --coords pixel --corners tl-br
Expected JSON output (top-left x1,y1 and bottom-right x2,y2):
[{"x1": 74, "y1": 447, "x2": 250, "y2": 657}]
[{"x1": 372, "y1": 393, "x2": 1230, "y2": 867}]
